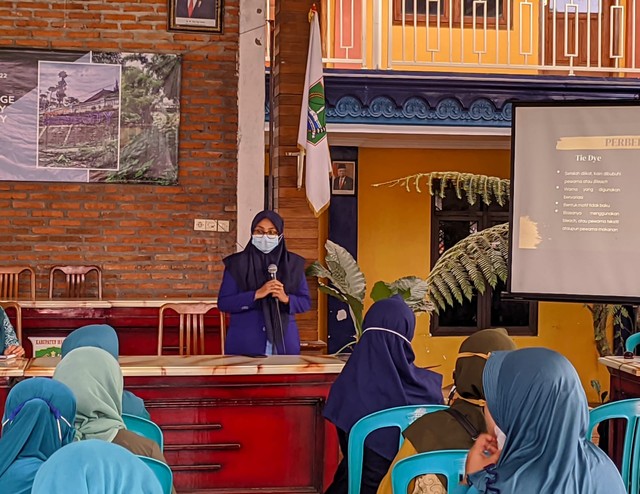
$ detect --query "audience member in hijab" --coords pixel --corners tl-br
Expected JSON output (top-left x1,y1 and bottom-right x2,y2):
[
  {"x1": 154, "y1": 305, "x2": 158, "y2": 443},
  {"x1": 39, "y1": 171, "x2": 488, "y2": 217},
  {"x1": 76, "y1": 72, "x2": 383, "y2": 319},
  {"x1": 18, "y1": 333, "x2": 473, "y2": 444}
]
[
  {"x1": 323, "y1": 295, "x2": 444, "y2": 494},
  {"x1": 0, "y1": 378, "x2": 76, "y2": 494},
  {"x1": 0, "y1": 306, "x2": 25, "y2": 357},
  {"x1": 61, "y1": 324, "x2": 150, "y2": 419},
  {"x1": 465, "y1": 347, "x2": 626, "y2": 494},
  {"x1": 218, "y1": 210, "x2": 311, "y2": 356},
  {"x1": 376, "y1": 328, "x2": 516, "y2": 494},
  {"x1": 32, "y1": 439, "x2": 163, "y2": 494},
  {"x1": 53, "y1": 346, "x2": 176, "y2": 494}
]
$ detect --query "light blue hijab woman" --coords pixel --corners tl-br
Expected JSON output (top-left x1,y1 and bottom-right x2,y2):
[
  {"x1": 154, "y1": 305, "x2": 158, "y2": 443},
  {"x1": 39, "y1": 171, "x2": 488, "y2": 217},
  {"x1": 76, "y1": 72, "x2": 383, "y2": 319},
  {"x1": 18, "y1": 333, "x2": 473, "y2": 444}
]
[
  {"x1": 467, "y1": 347, "x2": 626, "y2": 494},
  {"x1": 61, "y1": 324, "x2": 150, "y2": 419},
  {"x1": 0, "y1": 378, "x2": 76, "y2": 494},
  {"x1": 32, "y1": 439, "x2": 163, "y2": 494}
]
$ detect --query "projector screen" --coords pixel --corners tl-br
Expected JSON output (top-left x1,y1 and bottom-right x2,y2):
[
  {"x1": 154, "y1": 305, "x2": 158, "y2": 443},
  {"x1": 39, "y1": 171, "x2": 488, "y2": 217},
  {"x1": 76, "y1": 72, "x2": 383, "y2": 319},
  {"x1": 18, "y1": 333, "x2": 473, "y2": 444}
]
[{"x1": 509, "y1": 102, "x2": 640, "y2": 303}]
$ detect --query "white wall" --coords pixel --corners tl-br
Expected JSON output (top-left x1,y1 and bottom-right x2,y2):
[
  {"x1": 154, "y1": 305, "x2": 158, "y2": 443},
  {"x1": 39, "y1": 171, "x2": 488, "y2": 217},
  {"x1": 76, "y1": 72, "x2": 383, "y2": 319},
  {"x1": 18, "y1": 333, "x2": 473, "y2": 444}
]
[{"x1": 237, "y1": 0, "x2": 266, "y2": 250}]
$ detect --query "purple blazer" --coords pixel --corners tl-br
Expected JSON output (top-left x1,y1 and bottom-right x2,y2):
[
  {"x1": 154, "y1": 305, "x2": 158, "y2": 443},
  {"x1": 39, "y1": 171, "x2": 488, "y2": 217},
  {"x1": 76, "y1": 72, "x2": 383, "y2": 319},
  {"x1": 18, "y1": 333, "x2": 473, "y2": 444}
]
[{"x1": 217, "y1": 270, "x2": 312, "y2": 355}]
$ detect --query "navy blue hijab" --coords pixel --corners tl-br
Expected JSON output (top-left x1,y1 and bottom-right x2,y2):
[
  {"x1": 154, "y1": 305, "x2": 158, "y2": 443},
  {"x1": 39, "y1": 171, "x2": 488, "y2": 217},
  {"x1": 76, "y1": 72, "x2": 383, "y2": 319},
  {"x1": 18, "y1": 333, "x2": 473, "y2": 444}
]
[
  {"x1": 223, "y1": 210, "x2": 305, "y2": 354},
  {"x1": 323, "y1": 295, "x2": 444, "y2": 460}
]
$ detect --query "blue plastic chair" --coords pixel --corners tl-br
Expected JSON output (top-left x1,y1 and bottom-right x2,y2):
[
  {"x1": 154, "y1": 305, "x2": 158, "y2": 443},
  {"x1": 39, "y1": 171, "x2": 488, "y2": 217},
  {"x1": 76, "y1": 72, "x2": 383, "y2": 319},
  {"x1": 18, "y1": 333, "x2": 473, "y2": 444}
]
[
  {"x1": 347, "y1": 404, "x2": 448, "y2": 494},
  {"x1": 588, "y1": 398, "x2": 640, "y2": 494},
  {"x1": 391, "y1": 449, "x2": 469, "y2": 494},
  {"x1": 123, "y1": 413, "x2": 164, "y2": 451},
  {"x1": 137, "y1": 455, "x2": 173, "y2": 494},
  {"x1": 626, "y1": 333, "x2": 640, "y2": 353}
]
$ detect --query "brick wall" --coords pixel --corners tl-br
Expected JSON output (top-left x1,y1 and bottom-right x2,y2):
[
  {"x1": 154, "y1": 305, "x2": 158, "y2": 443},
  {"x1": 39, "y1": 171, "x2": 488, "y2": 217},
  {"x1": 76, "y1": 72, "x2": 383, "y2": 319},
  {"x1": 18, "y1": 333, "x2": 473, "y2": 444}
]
[{"x1": 0, "y1": 0, "x2": 239, "y2": 299}]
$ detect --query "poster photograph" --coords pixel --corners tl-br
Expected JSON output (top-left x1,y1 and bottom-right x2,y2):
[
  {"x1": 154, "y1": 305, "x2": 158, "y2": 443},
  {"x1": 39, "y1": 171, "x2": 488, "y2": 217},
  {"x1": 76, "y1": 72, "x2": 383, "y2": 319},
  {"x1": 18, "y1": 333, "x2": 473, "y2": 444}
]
[{"x1": 0, "y1": 49, "x2": 181, "y2": 185}]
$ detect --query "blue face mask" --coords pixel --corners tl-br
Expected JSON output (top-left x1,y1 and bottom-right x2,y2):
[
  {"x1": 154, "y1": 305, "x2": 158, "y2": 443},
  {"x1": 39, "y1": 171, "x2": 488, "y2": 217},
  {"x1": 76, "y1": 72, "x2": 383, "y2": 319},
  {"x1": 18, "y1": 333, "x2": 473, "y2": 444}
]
[{"x1": 252, "y1": 234, "x2": 281, "y2": 254}]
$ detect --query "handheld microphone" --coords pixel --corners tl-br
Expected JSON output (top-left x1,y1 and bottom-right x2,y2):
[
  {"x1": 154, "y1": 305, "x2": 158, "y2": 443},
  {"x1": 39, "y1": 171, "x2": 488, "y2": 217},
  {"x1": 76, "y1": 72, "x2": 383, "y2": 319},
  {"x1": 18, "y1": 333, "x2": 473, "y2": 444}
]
[
  {"x1": 268, "y1": 264, "x2": 278, "y2": 280},
  {"x1": 266, "y1": 263, "x2": 286, "y2": 354}
]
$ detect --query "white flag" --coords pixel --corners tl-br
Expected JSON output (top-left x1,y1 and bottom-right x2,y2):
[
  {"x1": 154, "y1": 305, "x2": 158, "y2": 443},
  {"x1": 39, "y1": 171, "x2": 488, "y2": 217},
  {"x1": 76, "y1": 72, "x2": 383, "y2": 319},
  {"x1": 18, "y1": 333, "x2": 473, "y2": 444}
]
[{"x1": 297, "y1": 10, "x2": 331, "y2": 217}]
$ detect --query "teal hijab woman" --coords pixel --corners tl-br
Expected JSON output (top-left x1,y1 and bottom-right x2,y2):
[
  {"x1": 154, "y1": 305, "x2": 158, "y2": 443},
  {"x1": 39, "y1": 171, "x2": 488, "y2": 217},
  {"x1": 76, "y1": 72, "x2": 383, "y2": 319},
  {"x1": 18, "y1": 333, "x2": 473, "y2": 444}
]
[
  {"x1": 32, "y1": 440, "x2": 163, "y2": 494},
  {"x1": 0, "y1": 378, "x2": 76, "y2": 494},
  {"x1": 61, "y1": 324, "x2": 150, "y2": 419},
  {"x1": 466, "y1": 347, "x2": 626, "y2": 494},
  {"x1": 0, "y1": 306, "x2": 25, "y2": 357}
]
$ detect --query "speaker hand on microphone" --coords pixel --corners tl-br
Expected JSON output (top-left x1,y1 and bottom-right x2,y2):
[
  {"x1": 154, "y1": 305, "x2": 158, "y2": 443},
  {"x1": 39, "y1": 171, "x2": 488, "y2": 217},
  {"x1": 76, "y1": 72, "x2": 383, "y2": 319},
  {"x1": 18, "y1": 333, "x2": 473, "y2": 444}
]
[{"x1": 253, "y1": 279, "x2": 289, "y2": 303}]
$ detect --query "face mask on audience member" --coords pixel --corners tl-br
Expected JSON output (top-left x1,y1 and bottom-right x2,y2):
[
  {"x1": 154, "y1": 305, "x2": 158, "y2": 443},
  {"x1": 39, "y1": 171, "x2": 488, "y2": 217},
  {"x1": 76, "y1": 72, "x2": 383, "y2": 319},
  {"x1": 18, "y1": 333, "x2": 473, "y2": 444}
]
[
  {"x1": 494, "y1": 425, "x2": 506, "y2": 450},
  {"x1": 252, "y1": 234, "x2": 281, "y2": 254}
]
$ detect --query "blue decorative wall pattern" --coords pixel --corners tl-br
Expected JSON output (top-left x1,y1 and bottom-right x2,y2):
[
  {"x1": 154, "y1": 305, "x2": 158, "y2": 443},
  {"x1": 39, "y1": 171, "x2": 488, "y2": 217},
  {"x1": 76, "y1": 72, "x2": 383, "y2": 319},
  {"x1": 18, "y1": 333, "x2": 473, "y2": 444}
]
[{"x1": 266, "y1": 70, "x2": 640, "y2": 128}]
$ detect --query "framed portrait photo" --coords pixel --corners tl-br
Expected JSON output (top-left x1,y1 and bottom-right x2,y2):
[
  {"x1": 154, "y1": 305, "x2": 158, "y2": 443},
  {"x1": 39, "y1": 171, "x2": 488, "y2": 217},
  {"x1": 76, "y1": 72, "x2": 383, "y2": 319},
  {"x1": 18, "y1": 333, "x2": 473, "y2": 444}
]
[
  {"x1": 331, "y1": 161, "x2": 356, "y2": 196},
  {"x1": 168, "y1": 0, "x2": 224, "y2": 34}
]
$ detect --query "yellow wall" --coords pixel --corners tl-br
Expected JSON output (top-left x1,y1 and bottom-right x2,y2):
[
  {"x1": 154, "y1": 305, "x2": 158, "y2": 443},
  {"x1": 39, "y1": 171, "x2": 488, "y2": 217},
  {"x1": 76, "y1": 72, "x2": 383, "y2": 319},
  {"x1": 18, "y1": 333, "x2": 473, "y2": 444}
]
[
  {"x1": 366, "y1": 0, "x2": 541, "y2": 73},
  {"x1": 357, "y1": 147, "x2": 610, "y2": 403}
]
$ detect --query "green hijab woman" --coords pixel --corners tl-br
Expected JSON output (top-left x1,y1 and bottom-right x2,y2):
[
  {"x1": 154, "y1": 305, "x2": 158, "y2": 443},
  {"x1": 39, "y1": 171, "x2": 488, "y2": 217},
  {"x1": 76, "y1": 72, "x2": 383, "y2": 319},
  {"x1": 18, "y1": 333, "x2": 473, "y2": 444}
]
[{"x1": 377, "y1": 328, "x2": 516, "y2": 494}]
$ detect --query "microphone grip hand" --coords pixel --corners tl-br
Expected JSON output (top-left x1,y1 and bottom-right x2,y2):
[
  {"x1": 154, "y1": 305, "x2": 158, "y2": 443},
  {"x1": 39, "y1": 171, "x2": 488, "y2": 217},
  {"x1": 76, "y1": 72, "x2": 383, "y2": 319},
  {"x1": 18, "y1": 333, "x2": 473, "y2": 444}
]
[{"x1": 254, "y1": 280, "x2": 284, "y2": 300}]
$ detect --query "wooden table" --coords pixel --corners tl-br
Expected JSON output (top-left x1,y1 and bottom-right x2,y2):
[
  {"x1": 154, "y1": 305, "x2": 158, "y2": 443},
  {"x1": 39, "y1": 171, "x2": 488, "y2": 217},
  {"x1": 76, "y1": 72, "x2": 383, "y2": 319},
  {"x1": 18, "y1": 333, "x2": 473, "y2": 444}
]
[
  {"x1": 3, "y1": 354, "x2": 344, "y2": 494},
  {"x1": 599, "y1": 355, "x2": 640, "y2": 399}
]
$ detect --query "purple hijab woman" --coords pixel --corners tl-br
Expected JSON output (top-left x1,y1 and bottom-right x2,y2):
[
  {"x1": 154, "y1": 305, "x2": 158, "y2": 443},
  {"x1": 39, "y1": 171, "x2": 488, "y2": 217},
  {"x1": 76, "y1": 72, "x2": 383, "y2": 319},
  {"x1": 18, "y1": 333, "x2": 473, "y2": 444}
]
[
  {"x1": 323, "y1": 295, "x2": 443, "y2": 494},
  {"x1": 218, "y1": 210, "x2": 311, "y2": 355}
]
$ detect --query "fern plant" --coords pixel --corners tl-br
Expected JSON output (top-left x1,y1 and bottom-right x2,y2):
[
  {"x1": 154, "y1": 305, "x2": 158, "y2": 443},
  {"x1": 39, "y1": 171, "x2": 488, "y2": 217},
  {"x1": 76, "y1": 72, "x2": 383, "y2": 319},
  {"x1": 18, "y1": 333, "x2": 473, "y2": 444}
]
[
  {"x1": 373, "y1": 171, "x2": 510, "y2": 206},
  {"x1": 426, "y1": 222, "x2": 509, "y2": 313}
]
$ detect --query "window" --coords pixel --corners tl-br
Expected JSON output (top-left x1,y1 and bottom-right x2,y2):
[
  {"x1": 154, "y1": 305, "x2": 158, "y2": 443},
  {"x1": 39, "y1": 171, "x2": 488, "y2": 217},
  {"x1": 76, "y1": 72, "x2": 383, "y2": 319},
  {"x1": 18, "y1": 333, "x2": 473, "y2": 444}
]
[
  {"x1": 430, "y1": 188, "x2": 537, "y2": 336},
  {"x1": 394, "y1": 0, "x2": 509, "y2": 28}
]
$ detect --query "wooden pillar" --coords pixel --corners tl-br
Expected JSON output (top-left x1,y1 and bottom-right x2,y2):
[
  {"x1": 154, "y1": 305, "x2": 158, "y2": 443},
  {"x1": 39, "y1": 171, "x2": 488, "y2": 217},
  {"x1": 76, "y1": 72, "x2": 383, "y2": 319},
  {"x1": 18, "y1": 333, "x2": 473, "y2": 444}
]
[{"x1": 272, "y1": 0, "x2": 326, "y2": 351}]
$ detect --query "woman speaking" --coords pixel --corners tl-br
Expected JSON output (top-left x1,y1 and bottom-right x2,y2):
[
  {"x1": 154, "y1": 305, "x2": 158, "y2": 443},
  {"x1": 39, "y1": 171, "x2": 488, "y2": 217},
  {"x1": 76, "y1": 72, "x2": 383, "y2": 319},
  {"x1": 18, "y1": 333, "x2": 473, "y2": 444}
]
[{"x1": 218, "y1": 211, "x2": 311, "y2": 356}]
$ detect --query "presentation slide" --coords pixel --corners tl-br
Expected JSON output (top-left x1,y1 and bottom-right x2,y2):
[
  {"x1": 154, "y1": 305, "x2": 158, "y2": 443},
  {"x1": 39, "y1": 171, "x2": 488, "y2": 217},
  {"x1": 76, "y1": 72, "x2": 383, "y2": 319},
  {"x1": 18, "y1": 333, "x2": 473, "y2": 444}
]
[{"x1": 509, "y1": 103, "x2": 640, "y2": 302}]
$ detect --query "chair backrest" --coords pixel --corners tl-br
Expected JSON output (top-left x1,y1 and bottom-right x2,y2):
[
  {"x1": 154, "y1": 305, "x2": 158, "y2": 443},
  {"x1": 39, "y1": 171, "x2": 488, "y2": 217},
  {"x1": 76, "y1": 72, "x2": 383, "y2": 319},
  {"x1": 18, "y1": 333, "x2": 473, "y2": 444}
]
[
  {"x1": 347, "y1": 404, "x2": 449, "y2": 494},
  {"x1": 588, "y1": 398, "x2": 640, "y2": 494},
  {"x1": 48, "y1": 265, "x2": 102, "y2": 299},
  {"x1": 626, "y1": 333, "x2": 640, "y2": 353},
  {"x1": 158, "y1": 302, "x2": 218, "y2": 356},
  {"x1": 0, "y1": 301, "x2": 22, "y2": 342},
  {"x1": 392, "y1": 449, "x2": 469, "y2": 494},
  {"x1": 0, "y1": 266, "x2": 35, "y2": 300},
  {"x1": 137, "y1": 455, "x2": 173, "y2": 494},
  {"x1": 219, "y1": 311, "x2": 227, "y2": 355},
  {"x1": 123, "y1": 413, "x2": 164, "y2": 451}
]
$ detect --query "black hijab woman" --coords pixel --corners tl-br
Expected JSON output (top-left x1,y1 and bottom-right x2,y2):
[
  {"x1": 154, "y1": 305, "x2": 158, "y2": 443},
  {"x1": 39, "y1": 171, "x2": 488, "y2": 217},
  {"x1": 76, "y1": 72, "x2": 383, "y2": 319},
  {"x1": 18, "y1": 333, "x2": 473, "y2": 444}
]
[{"x1": 218, "y1": 210, "x2": 311, "y2": 355}]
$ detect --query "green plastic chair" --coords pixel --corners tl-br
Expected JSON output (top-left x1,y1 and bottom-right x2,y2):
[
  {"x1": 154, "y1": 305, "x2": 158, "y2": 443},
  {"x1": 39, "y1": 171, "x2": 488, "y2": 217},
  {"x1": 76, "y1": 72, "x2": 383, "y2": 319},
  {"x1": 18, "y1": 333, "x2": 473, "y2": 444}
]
[
  {"x1": 391, "y1": 449, "x2": 469, "y2": 494},
  {"x1": 626, "y1": 333, "x2": 640, "y2": 353},
  {"x1": 137, "y1": 456, "x2": 173, "y2": 494},
  {"x1": 347, "y1": 404, "x2": 448, "y2": 494},
  {"x1": 123, "y1": 413, "x2": 164, "y2": 451},
  {"x1": 588, "y1": 399, "x2": 640, "y2": 494}
]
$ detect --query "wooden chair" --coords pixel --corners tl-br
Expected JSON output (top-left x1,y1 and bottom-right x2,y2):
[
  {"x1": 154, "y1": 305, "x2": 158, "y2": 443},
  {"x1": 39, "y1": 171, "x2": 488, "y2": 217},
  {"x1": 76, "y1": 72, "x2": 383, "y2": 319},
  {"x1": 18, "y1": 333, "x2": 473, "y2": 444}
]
[
  {"x1": 0, "y1": 266, "x2": 35, "y2": 300},
  {"x1": 0, "y1": 301, "x2": 22, "y2": 342},
  {"x1": 219, "y1": 311, "x2": 227, "y2": 355},
  {"x1": 157, "y1": 303, "x2": 218, "y2": 356},
  {"x1": 48, "y1": 265, "x2": 102, "y2": 299}
]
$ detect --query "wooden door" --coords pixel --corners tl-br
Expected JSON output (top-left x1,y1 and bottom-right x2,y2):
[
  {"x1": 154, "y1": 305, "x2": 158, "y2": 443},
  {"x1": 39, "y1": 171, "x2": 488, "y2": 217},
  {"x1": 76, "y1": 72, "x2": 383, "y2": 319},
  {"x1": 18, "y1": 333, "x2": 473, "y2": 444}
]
[{"x1": 543, "y1": 0, "x2": 617, "y2": 73}]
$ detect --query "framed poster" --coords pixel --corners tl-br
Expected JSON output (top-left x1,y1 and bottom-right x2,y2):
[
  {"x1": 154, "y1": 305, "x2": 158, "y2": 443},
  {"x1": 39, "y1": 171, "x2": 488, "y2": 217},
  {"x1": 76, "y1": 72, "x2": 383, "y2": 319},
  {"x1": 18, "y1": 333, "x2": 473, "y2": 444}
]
[
  {"x1": 0, "y1": 49, "x2": 181, "y2": 185},
  {"x1": 168, "y1": 0, "x2": 224, "y2": 33},
  {"x1": 331, "y1": 161, "x2": 356, "y2": 196}
]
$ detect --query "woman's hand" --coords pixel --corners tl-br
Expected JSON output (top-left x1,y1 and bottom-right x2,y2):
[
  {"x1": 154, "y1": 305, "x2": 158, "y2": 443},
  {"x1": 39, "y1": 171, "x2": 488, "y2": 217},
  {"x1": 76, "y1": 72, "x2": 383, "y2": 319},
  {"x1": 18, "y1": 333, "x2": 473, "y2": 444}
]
[
  {"x1": 465, "y1": 433, "x2": 501, "y2": 480},
  {"x1": 254, "y1": 280, "x2": 289, "y2": 303},
  {"x1": 271, "y1": 282, "x2": 290, "y2": 304},
  {"x1": 4, "y1": 345, "x2": 25, "y2": 358}
]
